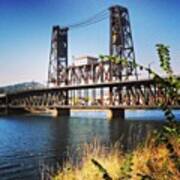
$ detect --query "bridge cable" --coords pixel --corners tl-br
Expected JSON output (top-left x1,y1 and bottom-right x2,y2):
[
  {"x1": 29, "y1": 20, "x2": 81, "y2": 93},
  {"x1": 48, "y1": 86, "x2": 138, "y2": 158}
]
[
  {"x1": 69, "y1": 14, "x2": 108, "y2": 29},
  {"x1": 67, "y1": 9, "x2": 108, "y2": 28},
  {"x1": 62, "y1": 8, "x2": 109, "y2": 29}
]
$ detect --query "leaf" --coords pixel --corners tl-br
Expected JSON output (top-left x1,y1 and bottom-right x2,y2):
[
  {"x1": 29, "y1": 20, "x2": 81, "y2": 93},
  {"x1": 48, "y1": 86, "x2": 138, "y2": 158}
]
[{"x1": 91, "y1": 159, "x2": 112, "y2": 180}]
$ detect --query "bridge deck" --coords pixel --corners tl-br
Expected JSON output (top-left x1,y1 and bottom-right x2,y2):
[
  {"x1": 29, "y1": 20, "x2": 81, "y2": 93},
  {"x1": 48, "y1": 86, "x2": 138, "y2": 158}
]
[
  {"x1": 0, "y1": 77, "x2": 179, "y2": 114},
  {"x1": 6, "y1": 78, "x2": 155, "y2": 96}
]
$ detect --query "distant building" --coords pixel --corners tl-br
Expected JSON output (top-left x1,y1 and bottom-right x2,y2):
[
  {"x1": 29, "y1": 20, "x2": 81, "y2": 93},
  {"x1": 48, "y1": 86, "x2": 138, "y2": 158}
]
[{"x1": 73, "y1": 56, "x2": 98, "y2": 66}]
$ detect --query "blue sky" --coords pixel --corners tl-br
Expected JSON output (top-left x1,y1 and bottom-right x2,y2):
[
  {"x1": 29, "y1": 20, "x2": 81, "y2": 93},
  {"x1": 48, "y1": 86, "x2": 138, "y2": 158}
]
[{"x1": 0, "y1": 0, "x2": 179, "y2": 86}]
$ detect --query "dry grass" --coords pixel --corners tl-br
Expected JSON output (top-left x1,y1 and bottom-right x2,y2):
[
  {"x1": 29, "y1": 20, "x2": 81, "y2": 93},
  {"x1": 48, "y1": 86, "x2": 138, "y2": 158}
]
[
  {"x1": 53, "y1": 136, "x2": 180, "y2": 180},
  {"x1": 132, "y1": 136, "x2": 180, "y2": 180}
]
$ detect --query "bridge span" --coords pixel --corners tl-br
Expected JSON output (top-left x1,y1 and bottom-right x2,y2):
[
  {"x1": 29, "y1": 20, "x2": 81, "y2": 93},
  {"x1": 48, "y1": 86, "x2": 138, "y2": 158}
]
[{"x1": 0, "y1": 77, "x2": 179, "y2": 119}]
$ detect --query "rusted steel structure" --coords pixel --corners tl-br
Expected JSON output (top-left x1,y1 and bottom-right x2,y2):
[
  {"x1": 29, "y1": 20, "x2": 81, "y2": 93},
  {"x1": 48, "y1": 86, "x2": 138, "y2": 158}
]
[
  {"x1": 47, "y1": 5, "x2": 137, "y2": 87},
  {"x1": 0, "y1": 5, "x2": 179, "y2": 118},
  {"x1": 0, "y1": 78, "x2": 179, "y2": 109},
  {"x1": 48, "y1": 26, "x2": 68, "y2": 86},
  {"x1": 0, "y1": 76, "x2": 179, "y2": 119},
  {"x1": 46, "y1": 5, "x2": 140, "y2": 110},
  {"x1": 109, "y1": 5, "x2": 137, "y2": 79}
]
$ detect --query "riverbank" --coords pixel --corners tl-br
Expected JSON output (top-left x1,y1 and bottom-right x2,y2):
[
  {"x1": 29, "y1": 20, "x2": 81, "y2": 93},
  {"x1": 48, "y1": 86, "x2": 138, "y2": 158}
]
[{"x1": 53, "y1": 133, "x2": 180, "y2": 180}]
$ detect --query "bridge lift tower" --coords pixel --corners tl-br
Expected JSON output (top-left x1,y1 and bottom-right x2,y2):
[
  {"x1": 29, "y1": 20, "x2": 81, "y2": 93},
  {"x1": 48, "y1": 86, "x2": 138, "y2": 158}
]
[
  {"x1": 48, "y1": 26, "x2": 68, "y2": 86},
  {"x1": 47, "y1": 5, "x2": 138, "y2": 87},
  {"x1": 109, "y1": 5, "x2": 138, "y2": 79}
]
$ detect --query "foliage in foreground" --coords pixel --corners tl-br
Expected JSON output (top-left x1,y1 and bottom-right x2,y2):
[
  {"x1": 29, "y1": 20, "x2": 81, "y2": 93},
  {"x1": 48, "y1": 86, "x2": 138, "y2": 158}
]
[
  {"x1": 53, "y1": 135, "x2": 179, "y2": 180},
  {"x1": 53, "y1": 44, "x2": 180, "y2": 179}
]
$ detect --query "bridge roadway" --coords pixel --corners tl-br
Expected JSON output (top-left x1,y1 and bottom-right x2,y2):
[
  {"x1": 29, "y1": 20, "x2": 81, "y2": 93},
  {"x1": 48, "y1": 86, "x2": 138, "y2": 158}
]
[
  {"x1": 2, "y1": 78, "x2": 155, "y2": 95},
  {"x1": 0, "y1": 78, "x2": 179, "y2": 120}
]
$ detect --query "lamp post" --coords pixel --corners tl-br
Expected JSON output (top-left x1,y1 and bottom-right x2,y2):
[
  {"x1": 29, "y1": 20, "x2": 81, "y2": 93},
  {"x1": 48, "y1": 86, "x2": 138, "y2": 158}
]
[{"x1": 148, "y1": 61, "x2": 154, "y2": 79}]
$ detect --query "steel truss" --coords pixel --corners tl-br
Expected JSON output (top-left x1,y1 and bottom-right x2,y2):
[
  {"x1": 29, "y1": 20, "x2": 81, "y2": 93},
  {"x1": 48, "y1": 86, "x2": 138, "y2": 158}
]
[
  {"x1": 109, "y1": 5, "x2": 138, "y2": 80},
  {"x1": 0, "y1": 80, "x2": 179, "y2": 109}
]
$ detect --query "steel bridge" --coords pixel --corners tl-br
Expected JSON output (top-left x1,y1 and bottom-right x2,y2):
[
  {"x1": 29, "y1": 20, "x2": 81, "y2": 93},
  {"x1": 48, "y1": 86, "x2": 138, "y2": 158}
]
[{"x1": 0, "y1": 5, "x2": 179, "y2": 119}]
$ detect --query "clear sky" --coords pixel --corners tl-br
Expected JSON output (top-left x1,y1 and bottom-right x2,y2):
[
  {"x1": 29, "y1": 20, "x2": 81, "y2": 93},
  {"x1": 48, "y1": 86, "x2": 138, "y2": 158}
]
[{"x1": 0, "y1": 0, "x2": 179, "y2": 86}]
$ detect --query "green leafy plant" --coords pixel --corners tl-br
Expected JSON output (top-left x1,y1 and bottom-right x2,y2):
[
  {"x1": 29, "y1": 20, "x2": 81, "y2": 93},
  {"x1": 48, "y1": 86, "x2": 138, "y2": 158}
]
[
  {"x1": 155, "y1": 44, "x2": 180, "y2": 171},
  {"x1": 120, "y1": 153, "x2": 134, "y2": 179}
]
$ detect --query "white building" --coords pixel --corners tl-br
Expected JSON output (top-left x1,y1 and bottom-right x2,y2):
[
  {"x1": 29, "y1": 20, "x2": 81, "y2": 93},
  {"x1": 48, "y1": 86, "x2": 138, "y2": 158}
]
[{"x1": 73, "y1": 56, "x2": 98, "y2": 66}]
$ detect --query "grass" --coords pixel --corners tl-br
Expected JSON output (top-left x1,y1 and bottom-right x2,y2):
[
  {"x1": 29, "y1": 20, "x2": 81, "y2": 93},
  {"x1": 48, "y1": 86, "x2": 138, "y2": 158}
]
[{"x1": 53, "y1": 134, "x2": 180, "y2": 180}]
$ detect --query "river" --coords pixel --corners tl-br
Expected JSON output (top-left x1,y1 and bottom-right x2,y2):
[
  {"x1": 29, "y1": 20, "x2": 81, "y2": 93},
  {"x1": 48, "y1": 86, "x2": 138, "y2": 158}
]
[{"x1": 0, "y1": 110, "x2": 179, "y2": 180}]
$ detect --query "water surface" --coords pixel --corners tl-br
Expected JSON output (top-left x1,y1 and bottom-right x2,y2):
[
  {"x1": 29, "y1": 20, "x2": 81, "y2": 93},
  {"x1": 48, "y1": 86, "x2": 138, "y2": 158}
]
[{"x1": 0, "y1": 110, "x2": 179, "y2": 179}]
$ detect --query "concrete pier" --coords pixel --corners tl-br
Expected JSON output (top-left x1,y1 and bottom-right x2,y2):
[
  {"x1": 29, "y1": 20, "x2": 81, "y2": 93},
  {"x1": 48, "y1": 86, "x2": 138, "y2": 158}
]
[
  {"x1": 107, "y1": 108, "x2": 125, "y2": 120},
  {"x1": 57, "y1": 107, "x2": 70, "y2": 117},
  {"x1": 0, "y1": 107, "x2": 6, "y2": 115}
]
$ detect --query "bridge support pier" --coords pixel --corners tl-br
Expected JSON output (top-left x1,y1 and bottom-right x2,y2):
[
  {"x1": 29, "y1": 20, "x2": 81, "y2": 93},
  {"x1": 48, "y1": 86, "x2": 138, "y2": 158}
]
[
  {"x1": 3, "y1": 107, "x2": 30, "y2": 115},
  {"x1": 56, "y1": 107, "x2": 70, "y2": 117},
  {"x1": 107, "y1": 108, "x2": 125, "y2": 120}
]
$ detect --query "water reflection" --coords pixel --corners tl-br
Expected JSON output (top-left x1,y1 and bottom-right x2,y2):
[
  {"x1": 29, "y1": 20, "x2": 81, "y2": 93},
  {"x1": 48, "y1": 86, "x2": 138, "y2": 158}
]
[
  {"x1": 48, "y1": 117, "x2": 70, "y2": 166},
  {"x1": 108, "y1": 119, "x2": 162, "y2": 151}
]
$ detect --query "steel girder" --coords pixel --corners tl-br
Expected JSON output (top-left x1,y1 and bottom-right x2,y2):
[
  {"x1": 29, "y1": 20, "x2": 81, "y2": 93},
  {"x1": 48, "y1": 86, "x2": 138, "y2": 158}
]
[{"x1": 1, "y1": 81, "x2": 178, "y2": 109}]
